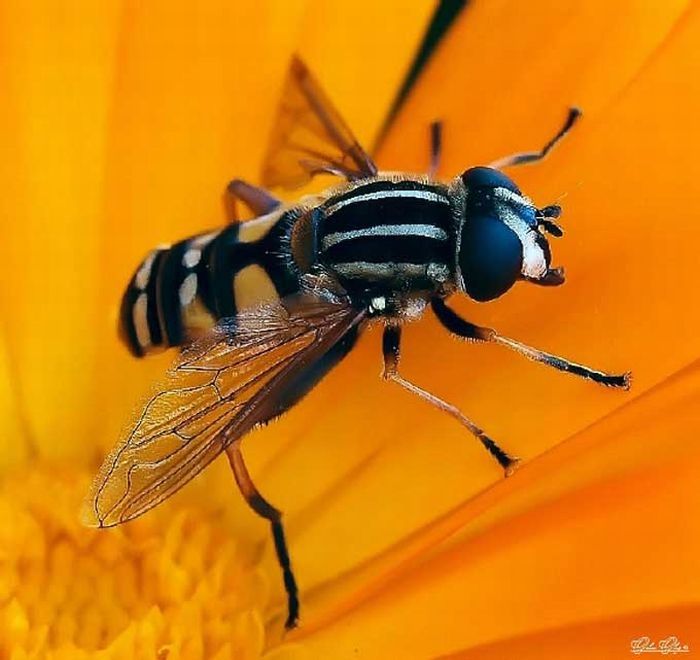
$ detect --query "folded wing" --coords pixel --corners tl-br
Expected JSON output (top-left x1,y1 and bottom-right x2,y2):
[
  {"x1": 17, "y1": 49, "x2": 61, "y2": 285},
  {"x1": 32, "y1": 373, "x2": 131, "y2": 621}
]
[
  {"x1": 261, "y1": 56, "x2": 377, "y2": 189},
  {"x1": 82, "y1": 295, "x2": 365, "y2": 527}
]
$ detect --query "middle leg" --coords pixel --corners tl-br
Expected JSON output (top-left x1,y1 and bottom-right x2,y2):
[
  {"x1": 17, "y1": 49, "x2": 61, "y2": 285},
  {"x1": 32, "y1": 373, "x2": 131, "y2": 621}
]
[
  {"x1": 382, "y1": 324, "x2": 519, "y2": 475},
  {"x1": 428, "y1": 120, "x2": 443, "y2": 178},
  {"x1": 489, "y1": 107, "x2": 581, "y2": 170}
]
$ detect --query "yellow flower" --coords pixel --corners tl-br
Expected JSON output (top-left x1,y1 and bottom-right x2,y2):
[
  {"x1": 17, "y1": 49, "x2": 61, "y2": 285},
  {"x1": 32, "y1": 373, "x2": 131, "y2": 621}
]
[
  {"x1": 2, "y1": 0, "x2": 700, "y2": 658},
  {"x1": 0, "y1": 467, "x2": 271, "y2": 659}
]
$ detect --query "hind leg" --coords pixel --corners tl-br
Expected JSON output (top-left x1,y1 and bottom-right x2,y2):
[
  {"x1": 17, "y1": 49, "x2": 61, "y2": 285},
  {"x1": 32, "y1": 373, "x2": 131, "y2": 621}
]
[
  {"x1": 226, "y1": 442, "x2": 299, "y2": 629},
  {"x1": 226, "y1": 178, "x2": 281, "y2": 221}
]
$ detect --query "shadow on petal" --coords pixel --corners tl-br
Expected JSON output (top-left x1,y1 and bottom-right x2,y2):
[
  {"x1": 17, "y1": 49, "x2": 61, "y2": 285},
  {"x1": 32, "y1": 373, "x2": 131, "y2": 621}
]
[{"x1": 437, "y1": 604, "x2": 700, "y2": 660}]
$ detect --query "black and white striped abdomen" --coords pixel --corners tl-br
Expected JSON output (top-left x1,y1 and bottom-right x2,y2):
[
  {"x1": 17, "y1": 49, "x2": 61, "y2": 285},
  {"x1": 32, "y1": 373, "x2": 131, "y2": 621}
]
[
  {"x1": 316, "y1": 178, "x2": 456, "y2": 291},
  {"x1": 119, "y1": 232, "x2": 218, "y2": 357},
  {"x1": 119, "y1": 208, "x2": 302, "y2": 357}
]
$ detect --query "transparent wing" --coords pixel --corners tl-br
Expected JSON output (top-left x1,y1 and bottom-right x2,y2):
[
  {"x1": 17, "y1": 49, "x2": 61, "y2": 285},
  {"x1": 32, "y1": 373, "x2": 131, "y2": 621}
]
[
  {"x1": 82, "y1": 295, "x2": 365, "y2": 527},
  {"x1": 261, "y1": 56, "x2": 378, "y2": 189}
]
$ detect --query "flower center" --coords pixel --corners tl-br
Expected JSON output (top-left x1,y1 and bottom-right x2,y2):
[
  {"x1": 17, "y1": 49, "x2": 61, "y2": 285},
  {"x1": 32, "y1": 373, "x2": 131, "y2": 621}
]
[{"x1": 0, "y1": 466, "x2": 273, "y2": 657}]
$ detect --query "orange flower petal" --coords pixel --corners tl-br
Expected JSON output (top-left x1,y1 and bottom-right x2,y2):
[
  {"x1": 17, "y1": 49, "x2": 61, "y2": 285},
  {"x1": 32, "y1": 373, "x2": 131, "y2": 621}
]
[
  {"x1": 0, "y1": 1, "x2": 310, "y2": 463},
  {"x1": 94, "y1": 2, "x2": 311, "y2": 461},
  {"x1": 292, "y1": 359, "x2": 700, "y2": 655},
  {"x1": 439, "y1": 605, "x2": 700, "y2": 659},
  {"x1": 0, "y1": 331, "x2": 28, "y2": 470},
  {"x1": 0, "y1": 1, "x2": 123, "y2": 462},
  {"x1": 297, "y1": 0, "x2": 435, "y2": 149}
]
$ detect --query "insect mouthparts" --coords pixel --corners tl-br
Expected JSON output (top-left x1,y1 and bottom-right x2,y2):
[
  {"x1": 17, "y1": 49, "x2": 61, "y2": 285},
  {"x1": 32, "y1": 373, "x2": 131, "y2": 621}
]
[{"x1": 536, "y1": 205, "x2": 564, "y2": 237}]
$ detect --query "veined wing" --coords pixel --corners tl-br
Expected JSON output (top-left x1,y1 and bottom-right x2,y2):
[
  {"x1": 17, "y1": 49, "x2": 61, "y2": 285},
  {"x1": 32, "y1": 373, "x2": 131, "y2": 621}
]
[
  {"x1": 261, "y1": 56, "x2": 377, "y2": 189},
  {"x1": 82, "y1": 295, "x2": 365, "y2": 528}
]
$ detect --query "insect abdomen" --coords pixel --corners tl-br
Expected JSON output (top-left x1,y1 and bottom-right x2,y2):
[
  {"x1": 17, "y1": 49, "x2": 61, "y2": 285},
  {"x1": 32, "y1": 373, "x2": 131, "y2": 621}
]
[
  {"x1": 120, "y1": 209, "x2": 302, "y2": 357},
  {"x1": 316, "y1": 179, "x2": 456, "y2": 290}
]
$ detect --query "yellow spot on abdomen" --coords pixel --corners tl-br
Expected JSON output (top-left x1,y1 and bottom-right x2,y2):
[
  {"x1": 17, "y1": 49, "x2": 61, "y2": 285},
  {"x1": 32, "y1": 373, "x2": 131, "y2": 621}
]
[
  {"x1": 237, "y1": 210, "x2": 282, "y2": 243},
  {"x1": 182, "y1": 296, "x2": 216, "y2": 337},
  {"x1": 233, "y1": 264, "x2": 280, "y2": 309},
  {"x1": 133, "y1": 293, "x2": 151, "y2": 349}
]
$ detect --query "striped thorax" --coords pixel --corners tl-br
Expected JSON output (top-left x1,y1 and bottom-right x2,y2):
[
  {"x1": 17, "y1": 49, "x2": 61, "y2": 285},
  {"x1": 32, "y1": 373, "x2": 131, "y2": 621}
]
[{"x1": 314, "y1": 176, "x2": 457, "y2": 297}]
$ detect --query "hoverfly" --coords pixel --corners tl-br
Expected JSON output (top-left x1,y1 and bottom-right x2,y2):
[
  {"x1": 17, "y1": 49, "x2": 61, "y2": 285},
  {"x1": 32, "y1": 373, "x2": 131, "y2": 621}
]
[{"x1": 83, "y1": 56, "x2": 630, "y2": 629}]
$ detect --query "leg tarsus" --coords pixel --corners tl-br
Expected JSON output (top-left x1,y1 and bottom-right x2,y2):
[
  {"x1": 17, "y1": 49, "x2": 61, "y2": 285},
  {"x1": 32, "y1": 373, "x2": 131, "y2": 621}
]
[
  {"x1": 489, "y1": 107, "x2": 582, "y2": 170},
  {"x1": 270, "y1": 519, "x2": 300, "y2": 630}
]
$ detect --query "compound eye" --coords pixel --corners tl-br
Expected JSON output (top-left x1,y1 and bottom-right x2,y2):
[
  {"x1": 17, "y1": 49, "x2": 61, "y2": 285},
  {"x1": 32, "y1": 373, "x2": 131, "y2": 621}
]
[
  {"x1": 461, "y1": 166, "x2": 521, "y2": 194},
  {"x1": 459, "y1": 213, "x2": 523, "y2": 302}
]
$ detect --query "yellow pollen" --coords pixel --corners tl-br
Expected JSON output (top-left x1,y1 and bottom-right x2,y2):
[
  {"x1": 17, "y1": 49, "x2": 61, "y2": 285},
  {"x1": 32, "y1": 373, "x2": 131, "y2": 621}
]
[{"x1": 0, "y1": 466, "x2": 299, "y2": 659}]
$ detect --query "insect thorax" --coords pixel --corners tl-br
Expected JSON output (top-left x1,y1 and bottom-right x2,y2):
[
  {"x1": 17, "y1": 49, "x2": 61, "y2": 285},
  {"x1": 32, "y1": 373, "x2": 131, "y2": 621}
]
[{"x1": 308, "y1": 176, "x2": 459, "y2": 302}]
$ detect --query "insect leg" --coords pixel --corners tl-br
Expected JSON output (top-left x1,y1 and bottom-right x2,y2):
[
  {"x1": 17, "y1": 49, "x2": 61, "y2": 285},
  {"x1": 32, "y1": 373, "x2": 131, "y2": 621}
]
[
  {"x1": 431, "y1": 297, "x2": 631, "y2": 389},
  {"x1": 226, "y1": 178, "x2": 281, "y2": 219},
  {"x1": 428, "y1": 120, "x2": 443, "y2": 178},
  {"x1": 225, "y1": 442, "x2": 299, "y2": 629},
  {"x1": 382, "y1": 324, "x2": 519, "y2": 475},
  {"x1": 488, "y1": 107, "x2": 582, "y2": 169}
]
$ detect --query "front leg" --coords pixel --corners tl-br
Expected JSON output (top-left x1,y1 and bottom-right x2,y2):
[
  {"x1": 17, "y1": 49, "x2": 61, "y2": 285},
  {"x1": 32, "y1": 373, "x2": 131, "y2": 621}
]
[
  {"x1": 431, "y1": 297, "x2": 630, "y2": 389},
  {"x1": 489, "y1": 107, "x2": 581, "y2": 170},
  {"x1": 382, "y1": 324, "x2": 519, "y2": 475}
]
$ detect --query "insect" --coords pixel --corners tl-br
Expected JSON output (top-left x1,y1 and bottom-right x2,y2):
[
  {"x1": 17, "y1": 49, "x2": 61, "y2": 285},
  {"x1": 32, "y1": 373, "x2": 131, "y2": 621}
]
[{"x1": 83, "y1": 56, "x2": 630, "y2": 629}]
